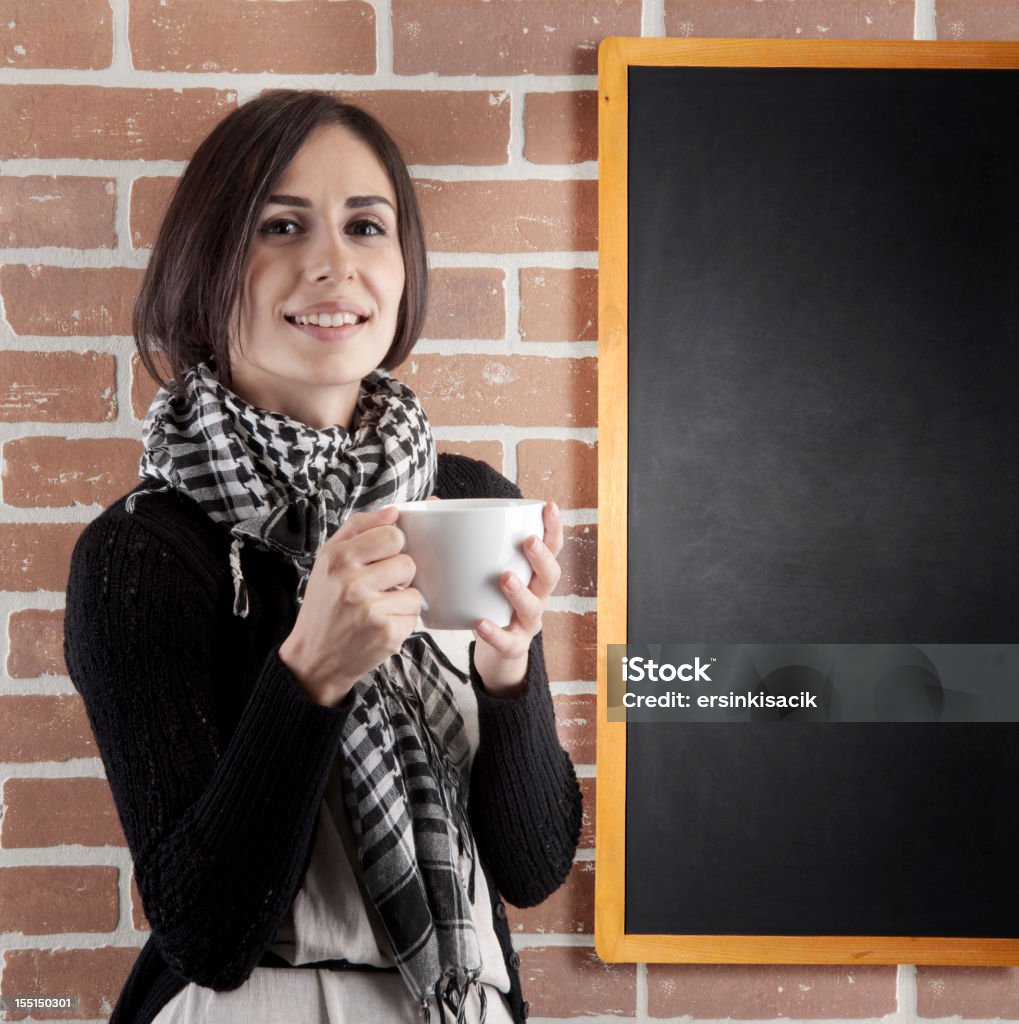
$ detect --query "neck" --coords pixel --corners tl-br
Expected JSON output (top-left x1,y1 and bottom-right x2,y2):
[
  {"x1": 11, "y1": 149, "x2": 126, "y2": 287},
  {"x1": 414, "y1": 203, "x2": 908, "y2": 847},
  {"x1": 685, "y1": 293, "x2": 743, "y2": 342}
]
[{"x1": 226, "y1": 371, "x2": 361, "y2": 431}]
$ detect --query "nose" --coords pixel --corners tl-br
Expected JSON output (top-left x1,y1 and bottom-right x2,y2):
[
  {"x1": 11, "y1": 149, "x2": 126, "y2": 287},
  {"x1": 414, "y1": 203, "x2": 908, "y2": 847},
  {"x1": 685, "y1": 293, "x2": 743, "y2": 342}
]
[{"x1": 307, "y1": 224, "x2": 355, "y2": 283}]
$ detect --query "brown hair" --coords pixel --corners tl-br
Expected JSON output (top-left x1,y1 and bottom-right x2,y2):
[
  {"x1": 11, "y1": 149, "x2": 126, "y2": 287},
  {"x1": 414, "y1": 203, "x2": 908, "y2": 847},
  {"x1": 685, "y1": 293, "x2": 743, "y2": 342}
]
[{"x1": 134, "y1": 90, "x2": 427, "y2": 390}]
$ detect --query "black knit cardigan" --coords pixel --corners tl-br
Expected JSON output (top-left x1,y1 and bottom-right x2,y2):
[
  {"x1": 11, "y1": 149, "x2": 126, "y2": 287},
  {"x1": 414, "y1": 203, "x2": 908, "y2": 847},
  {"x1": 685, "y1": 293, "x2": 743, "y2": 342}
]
[{"x1": 64, "y1": 454, "x2": 582, "y2": 1024}]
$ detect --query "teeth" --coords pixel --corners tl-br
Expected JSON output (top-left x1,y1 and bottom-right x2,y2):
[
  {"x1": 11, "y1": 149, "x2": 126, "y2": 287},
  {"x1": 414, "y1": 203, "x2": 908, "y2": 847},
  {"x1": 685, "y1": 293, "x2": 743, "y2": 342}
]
[{"x1": 293, "y1": 312, "x2": 363, "y2": 327}]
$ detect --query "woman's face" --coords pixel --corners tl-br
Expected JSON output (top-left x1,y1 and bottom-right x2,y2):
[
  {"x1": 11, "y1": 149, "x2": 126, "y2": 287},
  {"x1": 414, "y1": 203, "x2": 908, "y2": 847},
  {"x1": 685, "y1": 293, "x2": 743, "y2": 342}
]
[{"x1": 229, "y1": 124, "x2": 406, "y2": 429}]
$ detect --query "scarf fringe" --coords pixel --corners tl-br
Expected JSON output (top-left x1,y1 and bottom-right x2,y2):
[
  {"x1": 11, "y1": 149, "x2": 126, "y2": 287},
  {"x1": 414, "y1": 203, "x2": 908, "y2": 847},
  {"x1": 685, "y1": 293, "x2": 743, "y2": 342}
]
[
  {"x1": 425, "y1": 968, "x2": 486, "y2": 1024},
  {"x1": 124, "y1": 481, "x2": 172, "y2": 514},
  {"x1": 415, "y1": 631, "x2": 470, "y2": 685},
  {"x1": 129, "y1": 486, "x2": 251, "y2": 620},
  {"x1": 228, "y1": 536, "x2": 250, "y2": 618}
]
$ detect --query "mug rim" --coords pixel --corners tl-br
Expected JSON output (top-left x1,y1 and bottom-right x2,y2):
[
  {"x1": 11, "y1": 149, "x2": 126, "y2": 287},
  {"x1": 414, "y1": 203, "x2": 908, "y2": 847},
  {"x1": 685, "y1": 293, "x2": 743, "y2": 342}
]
[{"x1": 391, "y1": 497, "x2": 545, "y2": 514}]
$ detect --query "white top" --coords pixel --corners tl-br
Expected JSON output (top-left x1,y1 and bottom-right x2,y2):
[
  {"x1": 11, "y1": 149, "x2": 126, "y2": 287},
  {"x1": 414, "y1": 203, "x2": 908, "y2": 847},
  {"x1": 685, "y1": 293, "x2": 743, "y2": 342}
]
[
  {"x1": 152, "y1": 629, "x2": 513, "y2": 1024},
  {"x1": 151, "y1": 965, "x2": 513, "y2": 1024}
]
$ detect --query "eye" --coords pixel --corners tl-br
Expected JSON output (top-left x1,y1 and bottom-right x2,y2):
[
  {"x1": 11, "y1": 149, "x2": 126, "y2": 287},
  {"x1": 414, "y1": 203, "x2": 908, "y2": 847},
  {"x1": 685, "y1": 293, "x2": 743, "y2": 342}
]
[
  {"x1": 259, "y1": 217, "x2": 302, "y2": 236},
  {"x1": 347, "y1": 217, "x2": 387, "y2": 237}
]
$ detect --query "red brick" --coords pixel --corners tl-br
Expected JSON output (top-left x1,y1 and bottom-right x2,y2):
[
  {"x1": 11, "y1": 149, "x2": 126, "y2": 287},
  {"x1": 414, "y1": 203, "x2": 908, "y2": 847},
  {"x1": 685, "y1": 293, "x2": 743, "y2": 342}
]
[
  {"x1": 508, "y1": 859, "x2": 594, "y2": 935},
  {"x1": 578, "y1": 777, "x2": 595, "y2": 848},
  {"x1": 520, "y1": 267, "x2": 598, "y2": 342},
  {"x1": 130, "y1": 0, "x2": 374, "y2": 73},
  {"x1": 543, "y1": 611, "x2": 596, "y2": 682},
  {"x1": 130, "y1": 175, "x2": 175, "y2": 250},
  {"x1": 0, "y1": 696, "x2": 96, "y2": 762},
  {"x1": 938, "y1": 2, "x2": 1019, "y2": 39},
  {"x1": 417, "y1": 179, "x2": 597, "y2": 253},
  {"x1": 664, "y1": 0, "x2": 915, "y2": 39},
  {"x1": 517, "y1": 439, "x2": 597, "y2": 510},
  {"x1": 3, "y1": 437, "x2": 142, "y2": 508},
  {"x1": 524, "y1": 92, "x2": 598, "y2": 165},
  {"x1": 2, "y1": 778, "x2": 126, "y2": 848},
  {"x1": 396, "y1": 355, "x2": 597, "y2": 428},
  {"x1": 554, "y1": 693, "x2": 595, "y2": 765},
  {"x1": 1, "y1": 947, "x2": 139, "y2": 1018},
  {"x1": 7, "y1": 609, "x2": 66, "y2": 678},
  {"x1": 435, "y1": 440, "x2": 504, "y2": 475},
  {"x1": 648, "y1": 963, "x2": 897, "y2": 1018},
  {"x1": 0, "y1": 265, "x2": 143, "y2": 337},
  {"x1": 0, "y1": 0, "x2": 112, "y2": 69},
  {"x1": 917, "y1": 966, "x2": 1019, "y2": 1017},
  {"x1": 0, "y1": 524, "x2": 83, "y2": 592},
  {"x1": 0, "y1": 351, "x2": 116, "y2": 423},
  {"x1": 520, "y1": 945, "x2": 636, "y2": 1016},
  {"x1": 0, "y1": 866, "x2": 118, "y2": 935},
  {"x1": 0, "y1": 86, "x2": 236, "y2": 160},
  {"x1": 130, "y1": 872, "x2": 150, "y2": 931},
  {"x1": 393, "y1": 0, "x2": 642, "y2": 76},
  {"x1": 423, "y1": 269, "x2": 505, "y2": 341},
  {"x1": 560, "y1": 523, "x2": 596, "y2": 599},
  {"x1": 0, "y1": 177, "x2": 116, "y2": 248},
  {"x1": 344, "y1": 90, "x2": 510, "y2": 166}
]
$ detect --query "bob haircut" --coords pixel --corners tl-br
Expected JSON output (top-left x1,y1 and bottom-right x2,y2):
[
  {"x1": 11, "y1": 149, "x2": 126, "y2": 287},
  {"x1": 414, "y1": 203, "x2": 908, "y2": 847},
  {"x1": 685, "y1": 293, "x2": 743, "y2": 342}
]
[{"x1": 134, "y1": 90, "x2": 428, "y2": 391}]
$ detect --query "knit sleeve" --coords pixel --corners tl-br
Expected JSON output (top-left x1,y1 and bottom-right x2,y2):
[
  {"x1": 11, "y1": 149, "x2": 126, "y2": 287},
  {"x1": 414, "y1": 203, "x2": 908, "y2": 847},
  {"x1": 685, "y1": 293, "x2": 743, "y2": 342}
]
[
  {"x1": 64, "y1": 507, "x2": 349, "y2": 990},
  {"x1": 468, "y1": 635, "x2": 582, "y2": 907},
  {"x1": 436, "y1": 455, "x2": 583, "y2": 907}
]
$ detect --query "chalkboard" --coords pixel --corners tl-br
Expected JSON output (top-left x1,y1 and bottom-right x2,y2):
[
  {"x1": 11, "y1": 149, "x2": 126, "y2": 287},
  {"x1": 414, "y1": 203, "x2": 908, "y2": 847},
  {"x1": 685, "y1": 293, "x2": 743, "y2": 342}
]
[{"x1": 595, "y1": 39, "x2": 1019, "y2": 964}]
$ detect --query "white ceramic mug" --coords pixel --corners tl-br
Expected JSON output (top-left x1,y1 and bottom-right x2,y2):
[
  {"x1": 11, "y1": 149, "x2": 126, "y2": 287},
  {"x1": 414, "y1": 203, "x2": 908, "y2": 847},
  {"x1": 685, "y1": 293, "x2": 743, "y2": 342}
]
[{"x1": 392, "y1": 498, "x2": 546, "y2": 630}]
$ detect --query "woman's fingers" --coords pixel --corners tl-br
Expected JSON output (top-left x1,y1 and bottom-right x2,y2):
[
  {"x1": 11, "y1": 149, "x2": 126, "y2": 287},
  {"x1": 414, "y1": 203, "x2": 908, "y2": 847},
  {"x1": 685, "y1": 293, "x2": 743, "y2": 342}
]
[
  {"x1": 323, "y1": 523, "x2": 406, "y2": 574},
  {"x1": 374, "y1": 585, "x2": 423, "y2": 620},
  {"x1": 541, "y1": 501, "x2": 563, "y2": 557},
  {"x1": 475, "y1": 502, "x2": 563, "y2": 649},
  {"x1": 477, "y1": 560, "x2": 550, "y2": 647},
  {"x1": 475, "y1": 616, "x2": 528, "y2": 658},
  {"x1": 500, "y1": 570, "x2": 544, "y2": 632},
  {"x1": 360, "y1": 551, "x2": 417, "y2": 593},
  {"x1": 521, "y1": 533, "x2": 561, "y2": 602},
  {"x1": 330, "y1": 505, "x2": 399, "y2": 545}
]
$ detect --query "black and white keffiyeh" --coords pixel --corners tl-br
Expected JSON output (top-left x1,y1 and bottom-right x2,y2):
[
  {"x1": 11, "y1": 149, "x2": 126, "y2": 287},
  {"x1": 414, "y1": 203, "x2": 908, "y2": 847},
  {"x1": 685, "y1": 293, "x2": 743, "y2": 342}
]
[
  {"x1": 130, "y1": 362, "x2": 437, "y2": 615},
  {"x1": 131, "y1": 363, "x2": 486, "y2": 1021},
  {"x1": 348, "y1": 638, "x2": 485, "y2": 1022}
]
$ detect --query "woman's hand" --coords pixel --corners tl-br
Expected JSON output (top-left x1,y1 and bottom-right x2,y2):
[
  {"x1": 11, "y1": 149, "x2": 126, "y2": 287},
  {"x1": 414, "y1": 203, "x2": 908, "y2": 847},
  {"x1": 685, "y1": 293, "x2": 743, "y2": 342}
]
[
  {"x1": 279, "y1": 506, "x2": 421, "y2": 707},
  {"x1": 472, "y1": 501, "x2": 562, "y2": 697}
]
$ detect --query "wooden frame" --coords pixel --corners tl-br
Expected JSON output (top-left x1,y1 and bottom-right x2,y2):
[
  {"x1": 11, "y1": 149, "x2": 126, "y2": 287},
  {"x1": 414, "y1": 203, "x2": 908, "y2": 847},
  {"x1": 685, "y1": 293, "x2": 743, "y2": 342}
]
[{"x1": 595, "y1": 36, "x2": 1019, "y2": 966}]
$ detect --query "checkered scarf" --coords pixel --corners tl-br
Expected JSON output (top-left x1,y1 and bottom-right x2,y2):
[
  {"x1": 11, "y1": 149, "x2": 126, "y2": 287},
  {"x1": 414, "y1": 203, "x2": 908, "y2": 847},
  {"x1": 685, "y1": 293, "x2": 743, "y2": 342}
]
[
  {"x1": 131, "y1": 362, "x2": 437, "y2": 615},
  {"x1": 347, "y1": 637, "x2": 486, "y2": 1022},
  {"x1": 131, "y1": 363, "x2": 484, "y2": 1020}
]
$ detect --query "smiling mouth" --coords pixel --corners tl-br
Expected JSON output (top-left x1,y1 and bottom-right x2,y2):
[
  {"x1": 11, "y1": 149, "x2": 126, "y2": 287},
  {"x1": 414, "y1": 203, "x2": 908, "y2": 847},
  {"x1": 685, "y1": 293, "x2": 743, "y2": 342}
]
[{"x1": 285, "y1": 312, "x2": 368, "y2": 327}]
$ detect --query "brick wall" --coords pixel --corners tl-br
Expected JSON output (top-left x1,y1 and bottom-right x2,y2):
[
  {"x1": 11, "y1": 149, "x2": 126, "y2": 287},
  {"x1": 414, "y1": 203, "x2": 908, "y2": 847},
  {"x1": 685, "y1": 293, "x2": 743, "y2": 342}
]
[{"x1": 0, "y1": 0, "x2": 1015, "y2": 1021}]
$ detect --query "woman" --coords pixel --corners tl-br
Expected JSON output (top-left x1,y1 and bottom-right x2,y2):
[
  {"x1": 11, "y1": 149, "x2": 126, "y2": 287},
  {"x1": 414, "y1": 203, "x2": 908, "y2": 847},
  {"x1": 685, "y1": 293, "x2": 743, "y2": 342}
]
[{"x1": 64, "y1": 90, "x2": 582, "y2": 1024}]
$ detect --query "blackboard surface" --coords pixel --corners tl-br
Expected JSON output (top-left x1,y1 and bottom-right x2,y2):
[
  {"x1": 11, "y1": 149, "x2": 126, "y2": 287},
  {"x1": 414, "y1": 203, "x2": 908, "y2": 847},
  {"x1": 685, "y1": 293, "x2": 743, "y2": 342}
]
[
  {"x1": 628, "y1": 66, "x2": 1018, "y2": 643},
  {"x1": 626, "y1": 724, "x2": 1019, "y2": 936},
  {"x1": 598, "y1": 44, "x2": 1019, "y2": 961}
]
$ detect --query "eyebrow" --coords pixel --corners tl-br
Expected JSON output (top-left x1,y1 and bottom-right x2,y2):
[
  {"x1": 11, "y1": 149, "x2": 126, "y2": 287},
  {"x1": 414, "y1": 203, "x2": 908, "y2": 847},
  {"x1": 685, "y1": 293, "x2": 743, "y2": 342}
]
[{"x1": 266, "y1": 193, "x2": 395, "y2": 211}]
